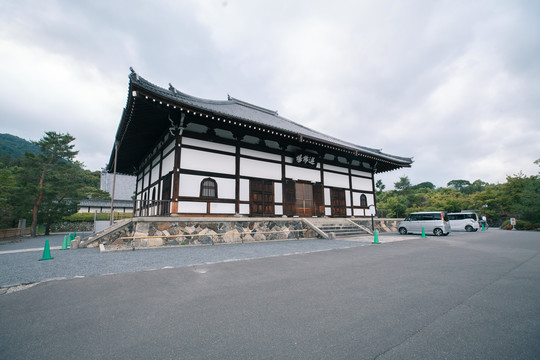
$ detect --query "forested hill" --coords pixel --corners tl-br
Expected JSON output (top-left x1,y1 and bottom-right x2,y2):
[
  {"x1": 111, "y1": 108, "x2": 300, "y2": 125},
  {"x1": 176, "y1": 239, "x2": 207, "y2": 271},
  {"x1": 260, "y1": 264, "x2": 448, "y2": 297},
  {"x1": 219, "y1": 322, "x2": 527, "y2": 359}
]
[{"x1": 0, "y1": 133, "x2": 40, "y2": 160}]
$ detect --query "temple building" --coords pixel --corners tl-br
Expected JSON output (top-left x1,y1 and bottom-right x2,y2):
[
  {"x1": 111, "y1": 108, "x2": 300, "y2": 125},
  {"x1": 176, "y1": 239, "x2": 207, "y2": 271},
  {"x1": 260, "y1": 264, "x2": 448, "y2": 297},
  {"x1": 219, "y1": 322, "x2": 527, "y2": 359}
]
[{"x1": 107, "y1": 69, "x2": 412, "y2": 218}]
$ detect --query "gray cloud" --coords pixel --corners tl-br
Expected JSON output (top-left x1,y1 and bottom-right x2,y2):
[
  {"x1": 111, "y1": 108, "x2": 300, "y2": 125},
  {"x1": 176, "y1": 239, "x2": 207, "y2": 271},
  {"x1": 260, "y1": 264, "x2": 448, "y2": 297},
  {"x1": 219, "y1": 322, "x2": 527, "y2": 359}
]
[{"x1": 1, "y1": 0, "x2": 538, "y2": 187}]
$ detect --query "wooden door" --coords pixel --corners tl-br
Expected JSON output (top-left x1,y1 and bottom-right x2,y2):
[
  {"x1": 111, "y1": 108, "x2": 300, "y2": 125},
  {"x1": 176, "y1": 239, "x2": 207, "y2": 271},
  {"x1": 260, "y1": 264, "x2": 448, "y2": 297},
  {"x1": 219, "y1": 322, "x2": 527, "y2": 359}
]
[
  {"x1": 283, "y1": 179, "x2": 296, "y2": 216},
  {"x1": 160, "y1": 173, "x2": 172, "y2": 216},
  {"x1": 295, "y1": 182, "x2": 313, "y2": 217},
  {"x1": 313, "y1": 183, "x2": 325, "y2": 217},
  {"x1": 330, "y1": 188, "x2": 346, "y2": 217},
  {"x1": 250, "y1": 179, "x2": 274, "y2": 216}
]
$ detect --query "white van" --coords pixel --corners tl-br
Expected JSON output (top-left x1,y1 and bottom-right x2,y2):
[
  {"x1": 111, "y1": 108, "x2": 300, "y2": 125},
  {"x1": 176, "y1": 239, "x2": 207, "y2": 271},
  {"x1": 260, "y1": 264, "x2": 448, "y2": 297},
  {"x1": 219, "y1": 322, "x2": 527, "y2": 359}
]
[
  {"x1": 398, "y1": 211, "x2": 451, "y2": 236},
  {"x1": 447, "y1": 211, "x2": 479, "y2": 232}
]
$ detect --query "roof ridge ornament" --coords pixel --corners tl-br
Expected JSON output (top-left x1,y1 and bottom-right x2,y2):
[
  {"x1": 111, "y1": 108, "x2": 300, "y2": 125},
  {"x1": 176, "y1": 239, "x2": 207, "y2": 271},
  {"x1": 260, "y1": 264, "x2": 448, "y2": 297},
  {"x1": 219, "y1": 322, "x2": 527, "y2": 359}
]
[
  {"x1": 227, "y1": 95, "x2": 279, "y2": 115},
  {"x1": 169, "y1": 83, "x2": 176, "y2": 93},
  {"x1": 129, "y1": 67, "x2": 139, "y2": 80}
]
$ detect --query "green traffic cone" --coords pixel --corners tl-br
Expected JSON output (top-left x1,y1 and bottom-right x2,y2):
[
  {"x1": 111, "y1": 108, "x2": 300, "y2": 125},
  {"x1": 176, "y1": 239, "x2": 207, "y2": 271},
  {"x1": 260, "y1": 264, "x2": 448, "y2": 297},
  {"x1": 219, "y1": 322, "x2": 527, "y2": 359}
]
[
  {"x1": 372, "y1": 230, "x2": 380, "y2": 244},
  {"x1": 481, "y1": 224, "x2": 485, "y2": 231},
  {"x1": 39, "y1": 239, "x2": 53, "y2": 261},
  {"x1": 421, "y1": 227, "x2": 426, "y2": 238},
  {"x1": 61, "y1": 235, "x2": 68, "y2": 250}
]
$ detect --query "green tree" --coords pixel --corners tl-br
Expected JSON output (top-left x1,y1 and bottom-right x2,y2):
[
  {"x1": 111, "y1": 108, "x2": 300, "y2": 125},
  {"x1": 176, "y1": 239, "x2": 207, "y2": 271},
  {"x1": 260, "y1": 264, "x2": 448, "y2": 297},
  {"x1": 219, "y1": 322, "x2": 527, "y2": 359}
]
[
  {"x1": 394, "y1": 176, "x2": 411, "y2": 191},
  {"x1": 29, "y1": 132, "x2": 78, "y2": 236},
  {"x1": 0, "y1": 164, "x2": 17, "y2": 228},
  {"x1": 447, "y1": 179, "x2": 471, "y2": 192},
  {"x1": 411, "y1": 182, "x2": 435, "y2": 190},
  {"x1": 375, "y1": 179, "x2": 385, "y2": 196}
]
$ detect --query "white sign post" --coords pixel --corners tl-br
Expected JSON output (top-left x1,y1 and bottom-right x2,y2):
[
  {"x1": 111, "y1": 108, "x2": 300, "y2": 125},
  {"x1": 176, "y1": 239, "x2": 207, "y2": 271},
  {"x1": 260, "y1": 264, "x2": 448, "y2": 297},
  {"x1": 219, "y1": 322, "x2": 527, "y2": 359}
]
[{"x1": 510, "y1": 218, "x2": 516, "y2": 230}]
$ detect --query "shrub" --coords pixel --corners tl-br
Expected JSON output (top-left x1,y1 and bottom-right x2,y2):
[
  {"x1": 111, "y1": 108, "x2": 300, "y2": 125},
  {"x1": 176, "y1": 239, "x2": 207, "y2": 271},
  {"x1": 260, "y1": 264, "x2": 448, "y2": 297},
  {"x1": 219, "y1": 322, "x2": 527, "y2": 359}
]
[
  {"x1": 500, "y1": 219, "x2": 539, "y2": 230},
  {"x1": 63, "y1": 212, "x2": 133, "y2": 222}
]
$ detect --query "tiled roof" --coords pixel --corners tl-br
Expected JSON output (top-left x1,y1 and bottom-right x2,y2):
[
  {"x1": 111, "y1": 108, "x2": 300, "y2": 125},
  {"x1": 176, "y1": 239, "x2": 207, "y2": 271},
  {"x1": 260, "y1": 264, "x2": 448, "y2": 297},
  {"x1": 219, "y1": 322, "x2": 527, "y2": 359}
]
[
  {"x1": 78, "y1": 199, "x2": 133, "y2": 208},
  {"x1": 129, "y1": 70, "x2": 413, "y2": 167}
]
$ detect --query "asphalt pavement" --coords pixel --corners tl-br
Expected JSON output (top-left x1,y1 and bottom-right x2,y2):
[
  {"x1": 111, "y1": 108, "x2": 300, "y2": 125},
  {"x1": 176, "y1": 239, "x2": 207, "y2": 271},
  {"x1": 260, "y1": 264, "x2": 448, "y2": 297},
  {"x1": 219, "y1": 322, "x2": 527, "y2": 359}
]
[{"x1": 0, "y1": 229, "x2": 539, "y2": 359}]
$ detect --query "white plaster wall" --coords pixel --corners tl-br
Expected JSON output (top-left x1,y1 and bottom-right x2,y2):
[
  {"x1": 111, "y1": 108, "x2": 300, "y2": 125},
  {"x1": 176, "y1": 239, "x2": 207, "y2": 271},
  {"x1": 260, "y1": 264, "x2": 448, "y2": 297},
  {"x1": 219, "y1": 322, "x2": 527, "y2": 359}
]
[
  {"x1": 178, "y1": 174, "x2": 200, "y2": 197},
  {"x1": 143, "y1": 172, "x2": 149, "y2": 190},
  {"x1": 324, "y1": 188, "x2": 331, "y2": 206},
  {"x1": 151, "y1": 164, "x2": 160, "y2": 184},
  {"x1": 178, "y1": 174, "x2": 235, "y2": 199},
  {"x1": 354, "y1": 208, "x2": 365, "y2": 216},
  {"x1": 217, "y1": 178, "x2": 236, "y2": 199},
  {"x1": 210, "y1": 203, "x2": 236, "y2": 214},
  {"x1": 275, "y1": 205, "x2": 283, "y2": 215},
  {"x1": 345, "y1": 190, "x2": 351, "y2": 206},
  {"x1": 181, "y1": 148, "x2": 235, "y2": 174},
  {"x1": 182, "y1": 137, "x2": 235, "y2": 154},
  {"x1": 352, "y1": 176, "x2": 373, "y2": 192},
  {"x1": 240, "y1": 158, "x2": 281, "y2": 180},
  {"x1": 347, "y1": 208, "x2": 352, "y2": 216},
  {"x1": 177, "y1": 201, "x2": 207, "y2": 213},
  {"x1": 162, "y1": 152, "x2": 175, "y2": 174},
  {"x1": 240, "y1": 179, "x2": 250, "y2": 201},
  {"x1": 163, "y1": 141, "x2": 175, "y2": 156},
  {"x1": 274, "y1": 182, "x2": 283, "y2": 203},
  {"x1": 286, "y1": 165, "x2": 320, "y2": 182},
  {"x1": 351, "y1": 169, "x2": 371, "y2": 178},
  {"x1": 365, "y1": 193, "x2": 375, "y2": 207},
  {"x1": 239, "y1": 204, "x2": 250, "y2": 214},
  {"x1": 324, "y1": 164, "x2": 348, "y2": 174},
  {"x1": 325, "y1": 207, "x2": 331, "y2": 216},
  {"x1": 241, "y1": 148, "x2": 281, "y2": 162},
  {"x1": 324, "y1": 172, "x2": 349, "y2": 188}
]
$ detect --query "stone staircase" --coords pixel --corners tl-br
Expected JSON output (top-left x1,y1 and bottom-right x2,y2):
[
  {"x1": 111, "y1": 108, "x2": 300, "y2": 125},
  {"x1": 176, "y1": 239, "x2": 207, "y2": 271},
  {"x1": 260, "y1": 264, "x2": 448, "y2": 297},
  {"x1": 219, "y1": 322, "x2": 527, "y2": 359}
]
[
  {"x1": 79, "y1": 218, "x2": 133, "y2": 248},
  {"x1": 303, "y1": 218, "x2": 372, "y2": 239}
]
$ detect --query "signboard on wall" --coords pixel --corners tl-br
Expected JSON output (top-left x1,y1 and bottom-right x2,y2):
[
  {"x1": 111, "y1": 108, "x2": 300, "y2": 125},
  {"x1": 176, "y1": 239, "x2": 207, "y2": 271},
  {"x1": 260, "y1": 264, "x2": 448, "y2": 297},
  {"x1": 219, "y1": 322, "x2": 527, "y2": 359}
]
[{"x1": 294, "y1": 153, "x2": 318, "y2": 168}]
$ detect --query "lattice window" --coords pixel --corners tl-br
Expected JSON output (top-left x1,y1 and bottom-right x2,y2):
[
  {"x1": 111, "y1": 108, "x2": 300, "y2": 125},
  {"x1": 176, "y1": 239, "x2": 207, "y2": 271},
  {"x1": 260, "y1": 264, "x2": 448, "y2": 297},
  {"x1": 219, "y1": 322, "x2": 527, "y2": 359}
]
[
  {"x1": 360, "y1": 194, "x2": 368, "y2": 208},
  {"x1": 200, "y1": 178, "x2": 217, "y2": 198}
]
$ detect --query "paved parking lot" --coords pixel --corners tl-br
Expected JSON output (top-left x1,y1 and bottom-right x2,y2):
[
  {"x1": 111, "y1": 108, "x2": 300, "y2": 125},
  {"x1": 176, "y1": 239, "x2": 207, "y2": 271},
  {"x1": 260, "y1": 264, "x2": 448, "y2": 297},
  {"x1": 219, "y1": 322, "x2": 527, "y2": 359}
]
[{"x1": 1, "y1": 229, "x2": 538, "y2": 359}]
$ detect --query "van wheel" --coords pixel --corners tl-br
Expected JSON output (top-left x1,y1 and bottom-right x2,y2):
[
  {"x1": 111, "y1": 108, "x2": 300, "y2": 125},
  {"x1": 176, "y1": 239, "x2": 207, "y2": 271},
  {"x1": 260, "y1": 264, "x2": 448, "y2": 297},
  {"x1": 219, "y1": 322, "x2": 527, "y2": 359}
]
[
  {"x1": 399, "y1": 227, "x2": 407, "y2": 235},
  {"x1": 465, "y1": 225, "x2": 473, "y2": 232},
  {"x1": 433, "y1": 228, "x2": 443, "y2": 236}
]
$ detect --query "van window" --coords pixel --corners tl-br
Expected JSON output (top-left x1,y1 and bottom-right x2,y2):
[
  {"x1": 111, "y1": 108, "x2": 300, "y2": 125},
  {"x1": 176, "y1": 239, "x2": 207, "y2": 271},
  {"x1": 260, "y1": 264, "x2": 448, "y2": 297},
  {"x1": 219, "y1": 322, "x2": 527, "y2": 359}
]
[{"x1": 464, "y1": 213, "x2": 478, "y2": 221}]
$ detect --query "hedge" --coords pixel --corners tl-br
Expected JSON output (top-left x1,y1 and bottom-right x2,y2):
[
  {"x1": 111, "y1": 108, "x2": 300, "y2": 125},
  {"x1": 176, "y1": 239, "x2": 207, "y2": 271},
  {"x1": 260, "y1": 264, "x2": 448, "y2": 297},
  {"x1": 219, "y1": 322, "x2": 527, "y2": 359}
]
[{"x1": 63, "y1": 212, "x2": 133, "y2": 222}]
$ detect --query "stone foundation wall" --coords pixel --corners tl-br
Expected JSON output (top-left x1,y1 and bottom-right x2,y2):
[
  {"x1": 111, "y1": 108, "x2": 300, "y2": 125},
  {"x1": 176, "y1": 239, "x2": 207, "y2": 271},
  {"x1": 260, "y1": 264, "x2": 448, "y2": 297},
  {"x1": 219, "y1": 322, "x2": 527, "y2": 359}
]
[
  {"x1": 101, "y1": 218, "x2": 316, "y2": 249},
  {"x1": 351, "y1": 218, "x2": 404, "y2": 233}
]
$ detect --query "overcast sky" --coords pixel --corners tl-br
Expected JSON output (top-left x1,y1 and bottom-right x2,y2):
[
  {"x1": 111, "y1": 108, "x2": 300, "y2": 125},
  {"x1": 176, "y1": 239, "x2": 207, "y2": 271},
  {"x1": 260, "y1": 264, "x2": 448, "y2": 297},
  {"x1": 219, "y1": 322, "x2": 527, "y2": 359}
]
[{"x1": 1, "y1": 0, "x2": 539, "y2": 189}]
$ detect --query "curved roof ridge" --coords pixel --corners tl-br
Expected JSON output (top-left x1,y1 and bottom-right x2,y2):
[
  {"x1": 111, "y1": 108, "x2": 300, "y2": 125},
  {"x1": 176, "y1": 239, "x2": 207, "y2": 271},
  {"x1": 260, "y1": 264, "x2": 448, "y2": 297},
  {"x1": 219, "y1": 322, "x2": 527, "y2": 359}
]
[
  {"x1": 227, "y1": 95, "x2": 279, "y2": 115},
  {"x1": 125, "y1": 69, "x2": 413, "y2": 166}
]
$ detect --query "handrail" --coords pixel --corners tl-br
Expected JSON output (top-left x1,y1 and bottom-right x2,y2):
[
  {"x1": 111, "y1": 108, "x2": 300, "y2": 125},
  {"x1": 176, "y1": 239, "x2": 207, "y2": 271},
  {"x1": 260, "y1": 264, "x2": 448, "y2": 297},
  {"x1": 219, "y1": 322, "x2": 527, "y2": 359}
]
[
  {"x1": 117, "y1": 229, "x2": 307, "y2": 249},
  {"x1": 133, "y1": 200, "x2": 171, "y2": 217}
]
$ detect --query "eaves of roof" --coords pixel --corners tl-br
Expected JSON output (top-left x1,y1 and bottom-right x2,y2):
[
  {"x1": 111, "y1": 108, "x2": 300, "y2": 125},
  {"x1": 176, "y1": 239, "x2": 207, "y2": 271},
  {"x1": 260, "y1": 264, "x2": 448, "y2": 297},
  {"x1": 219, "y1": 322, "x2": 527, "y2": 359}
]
[{"x1": 109, "y1": 69, "x2": 413, "y2": 173}]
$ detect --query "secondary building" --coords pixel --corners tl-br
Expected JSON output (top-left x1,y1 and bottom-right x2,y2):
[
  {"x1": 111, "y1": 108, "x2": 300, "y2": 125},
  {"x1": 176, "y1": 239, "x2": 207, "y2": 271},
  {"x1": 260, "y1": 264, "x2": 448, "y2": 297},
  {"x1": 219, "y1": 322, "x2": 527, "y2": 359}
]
[{"x1": 106, "y1": 69, "x2": 412, "y2": 218}]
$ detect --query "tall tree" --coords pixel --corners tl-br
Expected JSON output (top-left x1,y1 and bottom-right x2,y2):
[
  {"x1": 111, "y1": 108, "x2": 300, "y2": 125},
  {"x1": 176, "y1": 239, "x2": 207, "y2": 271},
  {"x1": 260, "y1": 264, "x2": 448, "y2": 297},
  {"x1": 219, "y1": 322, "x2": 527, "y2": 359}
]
[
  {"x1": 29, "y1": 132, "x2": 78, "y2": 236},
  {"x1": 447, "y1": 179, "x2": 471, "y2": 191},
  {"x1": 394, "y1": 176, "x2": 411, "y2": 191}
]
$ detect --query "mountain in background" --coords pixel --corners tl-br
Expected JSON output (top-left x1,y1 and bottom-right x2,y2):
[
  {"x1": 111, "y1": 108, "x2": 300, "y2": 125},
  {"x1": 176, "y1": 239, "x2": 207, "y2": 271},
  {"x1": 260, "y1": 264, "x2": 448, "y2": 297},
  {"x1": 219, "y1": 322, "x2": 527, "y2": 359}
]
[{"x1": 0, "y1": 133, "x2": 41, "y2": 161}]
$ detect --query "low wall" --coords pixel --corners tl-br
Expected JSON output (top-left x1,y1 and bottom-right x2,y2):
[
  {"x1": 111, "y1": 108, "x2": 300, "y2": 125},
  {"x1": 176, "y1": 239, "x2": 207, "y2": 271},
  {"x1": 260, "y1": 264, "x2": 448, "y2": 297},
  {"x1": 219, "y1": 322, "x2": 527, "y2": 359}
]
[
  {"x1": 99, "y1": 217, "x2": 318, "y2": 250},
  {"x1": 0, "y1": 227, "x2": 31, "y2": 241},
  {"x1": 351, "y1": 218, "x2": 404, "y2": 233}
]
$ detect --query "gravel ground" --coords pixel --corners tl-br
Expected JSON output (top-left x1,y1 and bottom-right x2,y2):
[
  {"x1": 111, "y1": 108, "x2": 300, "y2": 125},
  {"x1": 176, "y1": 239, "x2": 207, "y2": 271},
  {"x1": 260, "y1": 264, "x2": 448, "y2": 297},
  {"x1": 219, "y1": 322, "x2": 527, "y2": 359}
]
[{"x1": 0, "y1": 233, "x2": 375, "y2": 288}]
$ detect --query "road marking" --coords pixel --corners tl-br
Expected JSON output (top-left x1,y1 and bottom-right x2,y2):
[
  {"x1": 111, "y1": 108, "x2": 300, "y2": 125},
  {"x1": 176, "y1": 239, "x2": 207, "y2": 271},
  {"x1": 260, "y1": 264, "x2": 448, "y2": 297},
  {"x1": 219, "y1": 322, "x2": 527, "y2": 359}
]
[{"x1": 0, "y1": 246, "x2": 62, "y2": 255}]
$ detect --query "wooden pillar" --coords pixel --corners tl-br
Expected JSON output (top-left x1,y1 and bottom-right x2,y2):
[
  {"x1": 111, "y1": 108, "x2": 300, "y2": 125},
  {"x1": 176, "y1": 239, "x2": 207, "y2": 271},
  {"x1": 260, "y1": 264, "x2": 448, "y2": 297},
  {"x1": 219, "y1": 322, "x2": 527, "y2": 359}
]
[{"x1": 171, "y1": 135, "x2": 182, "y2": 214}]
